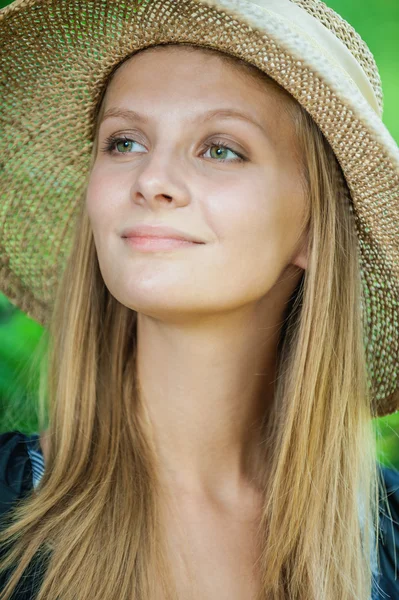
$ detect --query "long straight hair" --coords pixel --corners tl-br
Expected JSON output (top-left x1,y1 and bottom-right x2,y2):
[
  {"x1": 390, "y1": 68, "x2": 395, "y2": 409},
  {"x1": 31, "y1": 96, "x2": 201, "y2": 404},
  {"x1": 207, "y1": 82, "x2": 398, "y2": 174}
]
[{"x1": 0, "y1": 45, "x2": 381, "y2": 599}]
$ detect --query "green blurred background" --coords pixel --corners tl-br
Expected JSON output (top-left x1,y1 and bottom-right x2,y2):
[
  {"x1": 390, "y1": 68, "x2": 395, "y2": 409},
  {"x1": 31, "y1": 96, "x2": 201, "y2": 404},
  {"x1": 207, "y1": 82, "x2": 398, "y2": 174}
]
[{"x1": 1, "y1": 0, "x2": 399, "y2": 467}]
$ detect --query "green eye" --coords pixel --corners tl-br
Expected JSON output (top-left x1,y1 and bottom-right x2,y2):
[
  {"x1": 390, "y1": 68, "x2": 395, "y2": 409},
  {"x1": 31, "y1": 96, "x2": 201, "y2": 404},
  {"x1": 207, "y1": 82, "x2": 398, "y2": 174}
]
[
  {"x1": 102, "y1": 135, "x2": 143, "y2": 155},
  {"x1": 209, "y1": 145, "x2": 230, "y2": 160},
  {"x1": 204, "y1": 142, "x2": 244, "y2": 163},
  {"x1": 115, "y1": 140, "x2": 135, "y2": 153}
]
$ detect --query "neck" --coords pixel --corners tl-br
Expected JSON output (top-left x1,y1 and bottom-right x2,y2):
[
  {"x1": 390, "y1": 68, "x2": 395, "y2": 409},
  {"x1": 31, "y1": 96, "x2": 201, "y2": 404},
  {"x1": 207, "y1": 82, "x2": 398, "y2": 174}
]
[{"x1": 136, "y1": 305, "x2": 280, "y2": 503}]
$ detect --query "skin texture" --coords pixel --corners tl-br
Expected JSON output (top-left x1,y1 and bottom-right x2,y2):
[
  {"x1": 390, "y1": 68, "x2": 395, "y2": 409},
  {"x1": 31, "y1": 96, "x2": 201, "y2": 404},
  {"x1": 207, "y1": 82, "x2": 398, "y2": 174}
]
[{"x1": 84, "y1": 46, "x2": 309, "y2": 511}]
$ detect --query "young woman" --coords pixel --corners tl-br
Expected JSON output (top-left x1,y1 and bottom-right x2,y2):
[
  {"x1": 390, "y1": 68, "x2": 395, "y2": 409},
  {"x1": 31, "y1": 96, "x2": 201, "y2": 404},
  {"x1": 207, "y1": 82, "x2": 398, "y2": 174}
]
[{"x1": 0, "y1": 1, "x2": 398, "y2": 599}]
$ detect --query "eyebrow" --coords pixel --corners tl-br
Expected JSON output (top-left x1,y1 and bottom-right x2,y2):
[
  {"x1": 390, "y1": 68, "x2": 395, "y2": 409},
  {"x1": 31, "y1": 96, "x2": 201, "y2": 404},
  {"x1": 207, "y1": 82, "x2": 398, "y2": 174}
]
[{"x1": 100, "y1": 107, "x2": 267, "y2": 135}]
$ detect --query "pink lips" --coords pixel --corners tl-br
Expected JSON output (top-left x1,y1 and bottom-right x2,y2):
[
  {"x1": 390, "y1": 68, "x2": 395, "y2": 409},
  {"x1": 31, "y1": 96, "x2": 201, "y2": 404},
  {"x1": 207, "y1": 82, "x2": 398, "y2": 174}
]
[
  {"x1": 121, "y1": 224, "x2": 205, "y2": 251},
  {"x1": 124, "y1": 236, "x2": 199, "y2": 252},
  {"x1": 121, "y1": 224, "x2": 205, "y2": 244}
]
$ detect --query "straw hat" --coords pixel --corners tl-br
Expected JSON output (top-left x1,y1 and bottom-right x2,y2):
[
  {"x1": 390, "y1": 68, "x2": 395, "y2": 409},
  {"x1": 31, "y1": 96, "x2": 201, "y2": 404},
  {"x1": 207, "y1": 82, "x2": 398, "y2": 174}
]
[{"x1": 0, "y1": 0, "x2": 398, "y2": 417}]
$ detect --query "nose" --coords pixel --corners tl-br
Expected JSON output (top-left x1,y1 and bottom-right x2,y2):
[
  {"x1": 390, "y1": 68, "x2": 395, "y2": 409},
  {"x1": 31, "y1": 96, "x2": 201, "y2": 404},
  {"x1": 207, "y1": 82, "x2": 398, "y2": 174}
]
[{"x1": 131, "y1": 146, "x2": 190, "y2": 209}]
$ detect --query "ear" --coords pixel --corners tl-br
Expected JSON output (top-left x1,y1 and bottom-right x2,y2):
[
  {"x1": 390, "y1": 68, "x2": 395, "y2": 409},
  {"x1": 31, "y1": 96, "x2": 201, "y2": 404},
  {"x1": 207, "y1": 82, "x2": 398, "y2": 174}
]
[{"x1": 291, "y1": 226, "x2": 309, "y2": 271}]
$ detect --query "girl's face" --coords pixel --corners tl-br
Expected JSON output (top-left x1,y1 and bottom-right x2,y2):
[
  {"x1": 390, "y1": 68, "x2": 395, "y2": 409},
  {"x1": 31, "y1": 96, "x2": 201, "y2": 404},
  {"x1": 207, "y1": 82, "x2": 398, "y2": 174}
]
[{"x1": 86, "y1": 47, "x2": 309, "y2": 321}]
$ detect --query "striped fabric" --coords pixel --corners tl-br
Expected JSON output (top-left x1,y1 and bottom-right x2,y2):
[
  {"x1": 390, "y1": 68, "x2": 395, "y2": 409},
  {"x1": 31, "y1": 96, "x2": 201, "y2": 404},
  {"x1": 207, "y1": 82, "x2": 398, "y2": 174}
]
[{"x1": 25, "y1": 434, "x2": 45, "y2": 489}]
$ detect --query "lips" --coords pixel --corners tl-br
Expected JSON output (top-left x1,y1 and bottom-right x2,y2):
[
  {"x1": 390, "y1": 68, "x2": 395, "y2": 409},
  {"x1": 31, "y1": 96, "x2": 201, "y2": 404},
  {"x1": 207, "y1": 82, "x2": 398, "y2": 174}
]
[
  {"x1": 123, "y1": 236, "x2": 199, "y2": 252},
  {"x1": 121, "y1": 224, "x2": 205, "y2": 244}
]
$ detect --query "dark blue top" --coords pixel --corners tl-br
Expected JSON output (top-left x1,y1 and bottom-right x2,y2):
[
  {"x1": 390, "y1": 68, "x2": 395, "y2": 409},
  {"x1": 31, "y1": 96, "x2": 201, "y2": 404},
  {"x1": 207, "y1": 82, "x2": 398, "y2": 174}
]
[{"x1": 0, "y1": 430, "x2": 398, "y2": 599}]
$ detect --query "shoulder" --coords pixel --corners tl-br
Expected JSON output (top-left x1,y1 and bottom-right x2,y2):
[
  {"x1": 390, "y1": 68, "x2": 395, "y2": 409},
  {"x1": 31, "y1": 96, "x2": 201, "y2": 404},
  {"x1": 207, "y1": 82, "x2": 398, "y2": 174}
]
[
  {"x1": 375, "y1": 463, "x2": 399, "y2": 599},
  {"x1": 0, "y1": 431, "x2": 44, "y2": 521}
]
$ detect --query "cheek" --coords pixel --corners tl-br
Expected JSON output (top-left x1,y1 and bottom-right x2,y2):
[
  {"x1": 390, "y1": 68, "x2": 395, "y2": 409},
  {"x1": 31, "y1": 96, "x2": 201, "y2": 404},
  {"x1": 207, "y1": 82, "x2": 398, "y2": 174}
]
[
  {"x1": 207, "y1": 179, "x2": 304, "y2": 289},
  {"x1": 85, "y1": 176, "x2": 118, "y2": 275},
  {"x1": 206, "y1": 177, "x2": 283, "y2": 256},
  {"x1": 85, "y1": 165, "x2": 126, "y2": 232},
  {"x1": 198, "y1": 184, "x2": 273, "y2": 293}
]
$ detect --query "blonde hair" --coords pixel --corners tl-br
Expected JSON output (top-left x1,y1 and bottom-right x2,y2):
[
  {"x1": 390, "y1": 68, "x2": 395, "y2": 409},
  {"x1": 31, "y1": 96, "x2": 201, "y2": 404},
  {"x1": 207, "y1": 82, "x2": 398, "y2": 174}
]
[{"x1": 0, "y1": 45, "x2": 381, "y2": 600}]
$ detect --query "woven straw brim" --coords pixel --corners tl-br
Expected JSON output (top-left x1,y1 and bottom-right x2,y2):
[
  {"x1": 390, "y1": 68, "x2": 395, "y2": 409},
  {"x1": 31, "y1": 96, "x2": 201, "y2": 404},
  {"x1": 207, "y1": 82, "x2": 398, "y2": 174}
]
[{"x1": 0, "y1": 0, "x2": 398, "y2": 417}]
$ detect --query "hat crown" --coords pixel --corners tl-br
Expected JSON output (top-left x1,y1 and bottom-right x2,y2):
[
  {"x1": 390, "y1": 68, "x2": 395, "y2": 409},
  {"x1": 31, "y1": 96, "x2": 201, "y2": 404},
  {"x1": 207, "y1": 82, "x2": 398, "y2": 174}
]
[{"x1": 290, "y1": 0, "x2": 384, "y2": 114}]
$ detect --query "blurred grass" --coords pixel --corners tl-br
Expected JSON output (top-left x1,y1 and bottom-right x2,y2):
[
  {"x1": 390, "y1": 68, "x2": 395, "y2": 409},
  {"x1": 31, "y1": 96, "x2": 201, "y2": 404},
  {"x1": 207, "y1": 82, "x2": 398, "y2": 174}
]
[{"x1": 0, "y1": 296, "x2": 45, "y2": 434}]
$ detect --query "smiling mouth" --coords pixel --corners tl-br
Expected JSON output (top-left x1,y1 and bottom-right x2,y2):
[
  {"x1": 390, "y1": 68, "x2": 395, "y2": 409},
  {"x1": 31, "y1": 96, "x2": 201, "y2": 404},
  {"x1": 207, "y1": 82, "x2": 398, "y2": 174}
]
[{"x1": 123, "y1": 236, "x2": 203, "y2": 252}]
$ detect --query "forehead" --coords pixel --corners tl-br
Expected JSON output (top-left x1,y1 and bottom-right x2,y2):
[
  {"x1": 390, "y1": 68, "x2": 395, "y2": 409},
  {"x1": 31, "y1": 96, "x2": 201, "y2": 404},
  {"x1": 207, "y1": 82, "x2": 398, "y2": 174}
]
[{"x1": 101, "y1": 45, "x2": 292, "y2": 124}]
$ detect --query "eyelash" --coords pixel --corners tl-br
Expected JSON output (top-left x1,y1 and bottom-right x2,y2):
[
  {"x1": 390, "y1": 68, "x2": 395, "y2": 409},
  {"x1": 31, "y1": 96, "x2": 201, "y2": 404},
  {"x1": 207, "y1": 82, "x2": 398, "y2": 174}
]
[{"x1": 100, "y1": 134, "x2": 247, "y2": 163}]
